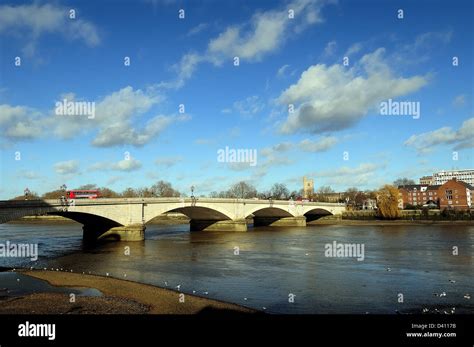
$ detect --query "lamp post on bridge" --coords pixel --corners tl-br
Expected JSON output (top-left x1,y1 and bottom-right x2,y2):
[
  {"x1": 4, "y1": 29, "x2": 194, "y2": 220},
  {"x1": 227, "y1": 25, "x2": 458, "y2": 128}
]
[
  {"x1": 60, "y1": 184, "x2": 67, "y2": 205},
  {"x1": 24, "y1": 188, "x2": 30, "y2": 200}
]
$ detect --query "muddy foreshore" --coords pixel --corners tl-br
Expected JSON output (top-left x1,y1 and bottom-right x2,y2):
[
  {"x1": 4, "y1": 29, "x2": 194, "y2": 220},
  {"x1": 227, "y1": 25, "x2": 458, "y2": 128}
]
[{"x1": 0, "y1": 269, "x2": 258, "y2": 315}]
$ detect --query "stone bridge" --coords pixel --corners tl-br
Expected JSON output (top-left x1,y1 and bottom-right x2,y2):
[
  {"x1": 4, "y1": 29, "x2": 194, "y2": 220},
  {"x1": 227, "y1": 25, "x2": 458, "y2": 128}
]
[{"x1": 0, "y1": 198, "x2": 346, "y2": 241}]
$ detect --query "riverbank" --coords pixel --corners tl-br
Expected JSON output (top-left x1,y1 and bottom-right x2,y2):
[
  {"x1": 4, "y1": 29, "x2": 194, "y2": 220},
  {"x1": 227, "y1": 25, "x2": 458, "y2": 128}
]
[
  {"x1": 0, "y1": 269, "x2": 258, "y2": 315},
  {"x1": 309, "y1": 219, "x2": 474, "y2": 226}
]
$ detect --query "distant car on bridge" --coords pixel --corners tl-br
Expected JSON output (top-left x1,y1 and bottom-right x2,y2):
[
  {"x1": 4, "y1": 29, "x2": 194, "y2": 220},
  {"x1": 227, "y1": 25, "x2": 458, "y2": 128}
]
[{"x1": 67, "y1": 190, "x2": 100, "y2": 199}]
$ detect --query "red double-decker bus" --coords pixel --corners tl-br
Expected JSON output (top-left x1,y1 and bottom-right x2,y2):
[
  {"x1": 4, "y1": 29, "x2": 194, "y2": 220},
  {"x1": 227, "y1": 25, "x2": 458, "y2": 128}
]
[{"x1": 66, "y1": 190, "x2": 100, "y2": 199}]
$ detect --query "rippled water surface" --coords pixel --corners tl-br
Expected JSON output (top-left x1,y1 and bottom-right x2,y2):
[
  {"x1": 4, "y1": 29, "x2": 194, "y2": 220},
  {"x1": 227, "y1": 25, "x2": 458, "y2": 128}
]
[{"x1": 1, "y1": 222, "x2": 473, "y2": 313}]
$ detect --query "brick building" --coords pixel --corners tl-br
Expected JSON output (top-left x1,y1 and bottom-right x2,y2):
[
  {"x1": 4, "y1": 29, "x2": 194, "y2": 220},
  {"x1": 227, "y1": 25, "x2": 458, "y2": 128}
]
[{"x1": 398, "y1": 178, "x2": 473, "y2": 210}]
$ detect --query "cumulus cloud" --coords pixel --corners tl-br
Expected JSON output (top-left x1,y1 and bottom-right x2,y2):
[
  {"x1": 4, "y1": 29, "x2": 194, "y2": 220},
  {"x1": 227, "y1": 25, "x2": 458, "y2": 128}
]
[
  {"x1": 90, "y1": 158, "x2": 142, "y2": 172},
  {"x1": 299, "y1": 136, "x2": 337, "y2": 152},
  {"x1": 278, "y1": 48, "x2": 428, "y2": 134},
  {"x1": 0, "y1": 3, "x2": 100, "y2": 56},
  {"x1": 54, "y1": 160, "x2": 79, "y2": 175},
  {"x1": 0, "y1": 104, "x2": 44, "y2": 140},
  {"x1": 162, "y1": 0, "x2": 331, "y2": 88},
  {"x1": 404, "y1": 118, "x2": 474, "y2": 153}
]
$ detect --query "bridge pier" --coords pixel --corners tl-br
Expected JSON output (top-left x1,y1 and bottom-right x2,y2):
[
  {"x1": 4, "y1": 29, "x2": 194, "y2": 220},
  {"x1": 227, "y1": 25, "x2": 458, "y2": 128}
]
[
  {"x1": 253, "y1": 216, "x2": 306, "y2": 227},
  {"x1": 83, "y1": 223, "x2": 145, "y2": 242},
  {"x1": 190, "y1": 219, "x2": 248, "y2": 232}
]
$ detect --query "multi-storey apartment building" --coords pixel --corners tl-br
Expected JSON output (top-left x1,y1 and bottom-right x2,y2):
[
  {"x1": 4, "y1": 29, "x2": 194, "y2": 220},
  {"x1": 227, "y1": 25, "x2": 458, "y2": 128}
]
[
  {"x1": 432, "y1": 169, "x2": 474, "y2": 186},
  {"x1": 398, "y1": 178, "x2": 473, "y2": 210}
]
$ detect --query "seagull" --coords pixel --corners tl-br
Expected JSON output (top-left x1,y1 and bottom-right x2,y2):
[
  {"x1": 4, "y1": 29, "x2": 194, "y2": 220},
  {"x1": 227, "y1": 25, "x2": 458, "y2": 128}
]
[
  {"x1": 123, "y1": 274, "x2": 127, "y2": 278},
  {"x1": 106, "y1": 273, "x2": 109, "y2": 276},
  {"x1": 164, "y1": 281, "x2": 168, "y2": 286},
  {"x1": 192, "y1": 290, "x2": 196, "y2": 294},
  {"x1": 244, "y1": 298, "x2": 248, "y2": 301},
  {"x1": 450, "y1": 307, "x2": 456, "y2": 314},
  {"x1": 449, "y1": 280, "x2": 456, "y2": 284},
  {"x1": 203, "y1": 291, "x2": 209, "y2": 295},
  {"x1": 262, "y1": 307, "x2": 266, "y2": 310},
  {"x1": 386, "y1": 267, "x2": 391, "y2": 272},
  {"x1": 305, "y1": 253, "x2": 309, "y2": 256},
  {"x1": 176, "y1": 284, "x2": 181, "y2": 291},
  {"x1": 16, "y1": 278, "x2": 20, "y2": 282},
  {"x1": 464, "y1": 294, "x2": 471, "y2": 299},
  {"x1": 440, "y1": 292, "x2": 447, "y2": 297},
  {"x1": 422, "y1": 308, "x2": 429, "y2": 313}
]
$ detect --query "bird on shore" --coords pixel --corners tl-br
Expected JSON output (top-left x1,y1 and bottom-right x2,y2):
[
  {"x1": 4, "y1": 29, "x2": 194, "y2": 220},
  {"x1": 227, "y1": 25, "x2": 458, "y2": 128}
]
[
  {"x1": 192, "y1": 290, "x2": 196, "y2": 294},
  {"x1": 176, "y1": 284, "x2": 181, "y2": 291},
  {"x1": 203, "y1": 291, "x2": 209, "y2": 295},
  {"x1": 164, "y1": 281, "x2": 168, "y2": 286},
  {"x1": 422, "y1": 308, "x2": 429, "y2": 313}
]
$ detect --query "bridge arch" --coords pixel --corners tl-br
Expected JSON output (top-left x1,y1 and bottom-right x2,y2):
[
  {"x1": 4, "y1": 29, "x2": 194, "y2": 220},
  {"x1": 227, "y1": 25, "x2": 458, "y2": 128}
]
[
  {"x1": 303, "y1": 207, "x2": 334, "y2": 222},
  {"x1": 144, "y1": 205, "x2": 233, "y2": 224},
  {"x1": 244, "y1": 205, "x2": 295, "y2": 219}
]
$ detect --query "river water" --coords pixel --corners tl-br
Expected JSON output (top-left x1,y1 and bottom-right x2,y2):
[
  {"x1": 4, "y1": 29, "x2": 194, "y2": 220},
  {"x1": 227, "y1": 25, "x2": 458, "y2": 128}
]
[{"x1": 0, "y1": 222, "x2": 473, "y2": 314}]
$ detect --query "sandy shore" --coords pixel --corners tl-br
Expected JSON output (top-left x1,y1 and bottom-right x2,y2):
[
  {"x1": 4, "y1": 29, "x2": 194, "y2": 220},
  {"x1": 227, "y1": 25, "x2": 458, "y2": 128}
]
[{"x1": 0, "y1": 270, "x2": 258, "y2": 315}]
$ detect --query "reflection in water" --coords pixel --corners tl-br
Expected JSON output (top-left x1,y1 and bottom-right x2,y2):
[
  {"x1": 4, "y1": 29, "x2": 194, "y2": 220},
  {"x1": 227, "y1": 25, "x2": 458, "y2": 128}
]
[{"x1": 0, "y1": 222, "x2": 473, "y2": 313}]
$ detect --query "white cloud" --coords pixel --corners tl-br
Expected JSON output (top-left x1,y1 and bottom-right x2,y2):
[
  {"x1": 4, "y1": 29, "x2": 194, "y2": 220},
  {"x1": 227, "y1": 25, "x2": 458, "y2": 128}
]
[
  {"x1": 187, "y1": 23, "x2": 209, "y2": 36},
  {"x1": 299, "y1": 136, "x2": 337, "y2": 152},
  {"x1": 277, "y1": 64, "x2": 291, "y2": 78},
  {"x1": 90, "y1": 158, "x2": 142, "y2": 172},
  {"x1": 311, "y1": 162, "x2": 386, "y2": 187},
  {"x1": 344, "y1": 42, "x2": 362, "y2": 57},
  {"x1": 453, "y1": 94, "x2": 466, "y2": 108},
  {"x1": 278, "y1": 48, "x2": 428, "y2": 134},
  {"x1": 163, "y1": 0, "x2": 331, "y2": 88},
  {"x1": 155, "y1": 156, "x2": 183, "y2": 168},
  {"x1": 48, "y1": 86, "x2": 188, "y2": 147},
  {"x1": 404, "y1": 118, "x2": 474, "y2": 153},
  {"x1": 54, "y1": 160, "x2": 79, "y2": 175},
  {"x1": 322, "y1": 40, "x2": 337, "y2": 57},
  {"x1": 208, "y1": 0, "x2": 326, "y2": 62},
  {"x1": 0, "y1": 3, "x2": 100, "y2": 56},
  {"x1": 224, "y1": 96, "x2": 265, "y2": 118},
  {"x1": 0, "y1": 104, "x2": 43, "y2": 140}
]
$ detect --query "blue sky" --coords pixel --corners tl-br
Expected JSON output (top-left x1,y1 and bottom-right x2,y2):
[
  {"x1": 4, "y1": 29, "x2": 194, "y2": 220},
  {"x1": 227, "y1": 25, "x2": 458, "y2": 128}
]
[{"x1": 0, "y1": 0, "x2": 473, "y2": 198}]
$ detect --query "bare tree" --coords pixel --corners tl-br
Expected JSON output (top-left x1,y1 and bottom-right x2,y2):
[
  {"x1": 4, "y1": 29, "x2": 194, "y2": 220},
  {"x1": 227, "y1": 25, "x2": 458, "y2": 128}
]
[
  {"x1": 270, "y1": 183, "x2": 290, "y2": 200},
  {"x1": 228, "y1": 181, "x2": 257, "y2": 199}
]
